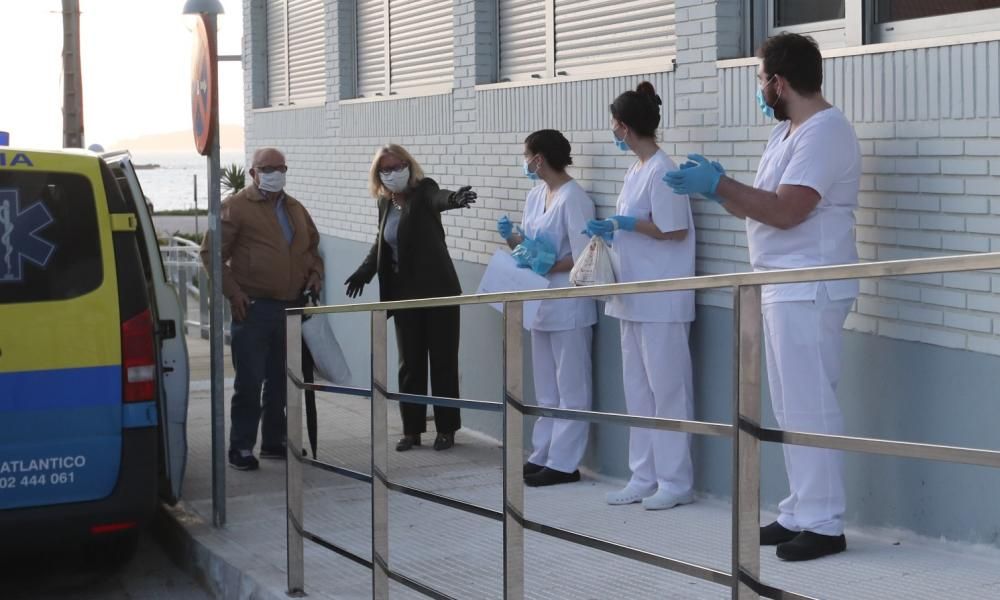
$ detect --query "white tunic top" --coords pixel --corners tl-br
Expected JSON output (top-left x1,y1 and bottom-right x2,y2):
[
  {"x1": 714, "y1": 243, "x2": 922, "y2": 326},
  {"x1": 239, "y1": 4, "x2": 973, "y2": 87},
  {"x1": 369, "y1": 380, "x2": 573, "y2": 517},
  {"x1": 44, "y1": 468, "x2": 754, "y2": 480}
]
[
  {"x1": 605, "y1": 150, "x2": 695, "y2": 324},
  {"x1": 749, "y1": 107, "x2": 861, "y2": 304},
  {"x1": 522, "y1": 179, "x2": 598, "y2": 331}
]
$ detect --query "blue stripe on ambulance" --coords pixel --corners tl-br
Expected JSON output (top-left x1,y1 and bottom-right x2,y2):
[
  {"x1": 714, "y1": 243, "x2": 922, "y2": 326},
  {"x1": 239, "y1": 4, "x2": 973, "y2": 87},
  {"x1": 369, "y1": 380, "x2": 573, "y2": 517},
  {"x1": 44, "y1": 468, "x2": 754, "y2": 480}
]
[{"x1": 0, "y1": 366, "x2": 157, "y2": 510}]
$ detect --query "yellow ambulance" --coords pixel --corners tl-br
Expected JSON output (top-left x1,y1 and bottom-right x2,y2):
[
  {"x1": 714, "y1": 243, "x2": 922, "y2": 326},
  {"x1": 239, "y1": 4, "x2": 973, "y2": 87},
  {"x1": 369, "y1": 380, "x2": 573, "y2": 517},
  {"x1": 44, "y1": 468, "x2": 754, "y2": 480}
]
[{"x1": 0, "y1": 146, "x2": 188, "y2": 556}]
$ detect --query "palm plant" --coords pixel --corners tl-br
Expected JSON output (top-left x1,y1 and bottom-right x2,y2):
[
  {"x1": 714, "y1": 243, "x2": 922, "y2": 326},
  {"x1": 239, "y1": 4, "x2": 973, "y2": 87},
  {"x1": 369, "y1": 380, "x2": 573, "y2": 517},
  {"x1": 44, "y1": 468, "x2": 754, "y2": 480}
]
[{"x1": 221, "y1": 163, "x2": 246, "y2": 195}]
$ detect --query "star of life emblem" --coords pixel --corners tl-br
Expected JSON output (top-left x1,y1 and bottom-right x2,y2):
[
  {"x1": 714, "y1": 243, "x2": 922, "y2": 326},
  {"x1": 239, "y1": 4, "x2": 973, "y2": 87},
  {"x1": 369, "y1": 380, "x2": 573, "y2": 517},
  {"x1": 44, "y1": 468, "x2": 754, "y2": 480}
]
[{"x1": 0, "y1": 188, "x2": 56, "y2": 283}]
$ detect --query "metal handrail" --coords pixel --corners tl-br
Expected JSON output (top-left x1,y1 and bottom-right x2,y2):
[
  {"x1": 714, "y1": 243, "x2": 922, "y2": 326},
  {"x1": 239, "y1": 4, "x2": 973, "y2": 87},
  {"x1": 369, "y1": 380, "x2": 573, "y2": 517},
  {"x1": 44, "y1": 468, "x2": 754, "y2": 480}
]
[
  {"x1": 160, "y1": 234, "x2": 201, "y2": 248},
  {"x1": 284, "y1": 250, "x2": 1000, "y2": 600},
  {"x1": 289, "y1": 252, "x2": 1000, "y2": 315},
  {"x1": 158, "y1": 237, "x2": 232, "y2": 338}
]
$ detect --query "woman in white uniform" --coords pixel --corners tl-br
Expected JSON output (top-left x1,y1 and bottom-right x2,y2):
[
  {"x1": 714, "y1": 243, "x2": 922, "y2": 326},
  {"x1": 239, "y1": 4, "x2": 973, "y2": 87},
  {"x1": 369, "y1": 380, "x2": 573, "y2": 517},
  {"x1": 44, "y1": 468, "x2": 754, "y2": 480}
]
[
  {"x1": 585, "y1": 82, "x2": 697, "y2": 510},
  {"x1": 496, "y1": 129, "x2": 597, "y2": 487}
]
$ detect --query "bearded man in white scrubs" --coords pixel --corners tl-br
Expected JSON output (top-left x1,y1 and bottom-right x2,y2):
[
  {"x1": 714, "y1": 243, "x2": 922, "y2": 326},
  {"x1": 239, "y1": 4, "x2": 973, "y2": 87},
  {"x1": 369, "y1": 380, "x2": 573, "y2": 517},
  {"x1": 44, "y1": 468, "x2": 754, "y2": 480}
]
[{"x1": 664, "y1": 32, "x2": 861, "y2": 562}]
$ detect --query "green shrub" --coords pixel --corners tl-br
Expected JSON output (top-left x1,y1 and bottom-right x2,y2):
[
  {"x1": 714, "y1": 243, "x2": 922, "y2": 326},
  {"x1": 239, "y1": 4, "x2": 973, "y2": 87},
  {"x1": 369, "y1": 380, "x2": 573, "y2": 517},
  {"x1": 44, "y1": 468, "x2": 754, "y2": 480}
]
[{"x1": 221, "y1": 163, "x2": 246, "y2": 196}]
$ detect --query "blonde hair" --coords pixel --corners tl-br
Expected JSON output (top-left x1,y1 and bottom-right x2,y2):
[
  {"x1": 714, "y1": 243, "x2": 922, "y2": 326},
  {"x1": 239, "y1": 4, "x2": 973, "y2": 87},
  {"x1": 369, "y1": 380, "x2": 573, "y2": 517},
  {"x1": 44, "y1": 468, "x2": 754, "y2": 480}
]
[{"x1": 367, "y1": 144, "x2": 426, "y2": 199}]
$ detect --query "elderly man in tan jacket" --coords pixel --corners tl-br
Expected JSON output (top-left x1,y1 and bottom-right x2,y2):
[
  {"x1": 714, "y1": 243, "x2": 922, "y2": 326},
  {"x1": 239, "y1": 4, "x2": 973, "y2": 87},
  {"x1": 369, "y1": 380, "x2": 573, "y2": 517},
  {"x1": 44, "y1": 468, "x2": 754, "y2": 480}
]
[{"x1": 201, "y1": 147, "x2": 323, "y2": 470}]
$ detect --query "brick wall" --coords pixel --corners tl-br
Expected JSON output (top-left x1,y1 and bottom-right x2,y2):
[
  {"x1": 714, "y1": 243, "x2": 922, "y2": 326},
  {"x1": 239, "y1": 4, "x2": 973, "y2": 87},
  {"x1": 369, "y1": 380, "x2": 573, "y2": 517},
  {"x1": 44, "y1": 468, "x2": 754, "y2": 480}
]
[
  {"x1": 708, "y1": 41, "x2": 1000, "y2": 354},
  {"x1": 242, "y1": 0, "x2": 1000, "y2": 357}
]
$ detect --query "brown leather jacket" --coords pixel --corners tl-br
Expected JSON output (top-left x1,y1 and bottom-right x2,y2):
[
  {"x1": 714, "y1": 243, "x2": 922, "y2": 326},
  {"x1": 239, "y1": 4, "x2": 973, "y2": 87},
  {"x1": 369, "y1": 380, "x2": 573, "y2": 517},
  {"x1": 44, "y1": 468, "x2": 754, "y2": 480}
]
[{"x1": 200, "y1": 182, "x2": 323, "y2": 301}]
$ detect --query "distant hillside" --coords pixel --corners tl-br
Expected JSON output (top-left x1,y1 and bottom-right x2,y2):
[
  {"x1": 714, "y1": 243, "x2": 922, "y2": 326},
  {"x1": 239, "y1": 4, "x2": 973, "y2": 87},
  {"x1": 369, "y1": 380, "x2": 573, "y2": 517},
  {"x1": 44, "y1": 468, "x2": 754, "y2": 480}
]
[{"x1": 111, "y1": 124, "x2": 244, "y2": 152}]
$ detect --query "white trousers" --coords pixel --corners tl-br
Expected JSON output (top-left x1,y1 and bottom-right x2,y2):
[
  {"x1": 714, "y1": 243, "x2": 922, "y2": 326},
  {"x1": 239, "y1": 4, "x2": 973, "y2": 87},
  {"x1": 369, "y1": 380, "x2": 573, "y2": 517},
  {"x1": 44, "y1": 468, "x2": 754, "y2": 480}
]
[
  {"x1": 763, "y1": 286, "x2": 854, "y2": 536},
  {"x1": 620, "y1": 320, "x2": 694, "y2": 495},
  {"x1": 528, "y1": 327, "x2": 593, "y2": 473}
]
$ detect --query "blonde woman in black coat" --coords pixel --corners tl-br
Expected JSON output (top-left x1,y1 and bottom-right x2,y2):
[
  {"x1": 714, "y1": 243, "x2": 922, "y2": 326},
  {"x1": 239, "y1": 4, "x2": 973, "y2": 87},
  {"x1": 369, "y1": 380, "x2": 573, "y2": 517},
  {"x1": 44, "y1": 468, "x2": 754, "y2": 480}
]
[{"x1": 345, "y1": 144, "x2": 476, "y2": 451}]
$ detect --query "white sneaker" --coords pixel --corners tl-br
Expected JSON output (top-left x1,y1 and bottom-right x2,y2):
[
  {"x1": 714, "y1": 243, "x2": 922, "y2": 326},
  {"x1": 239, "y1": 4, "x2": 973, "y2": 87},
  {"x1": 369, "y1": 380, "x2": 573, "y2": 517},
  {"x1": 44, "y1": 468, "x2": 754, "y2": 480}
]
[
  {"x1": 605, "y1": 483, "x2": 656, "y2": 505},
  {"x1": 641, "y1": 489, "x2": 694, "y2": 511}
]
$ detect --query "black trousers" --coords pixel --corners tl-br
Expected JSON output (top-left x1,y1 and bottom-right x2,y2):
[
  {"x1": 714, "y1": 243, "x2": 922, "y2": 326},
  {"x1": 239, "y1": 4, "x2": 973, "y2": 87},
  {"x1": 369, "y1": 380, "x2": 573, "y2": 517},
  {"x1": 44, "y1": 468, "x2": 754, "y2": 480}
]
[{"x1": 393, "y1": 305, "x2": 461, "y2": 435}]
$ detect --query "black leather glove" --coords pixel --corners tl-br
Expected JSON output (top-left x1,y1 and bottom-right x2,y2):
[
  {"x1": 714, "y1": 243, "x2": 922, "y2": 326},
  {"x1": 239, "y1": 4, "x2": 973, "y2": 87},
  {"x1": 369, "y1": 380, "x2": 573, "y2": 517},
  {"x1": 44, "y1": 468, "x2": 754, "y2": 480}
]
[
  {"x1": 344, "y1": 270, "x2": 368, "y2": 298},
  {"x1": 450, "y1": 185, "x2": 477, "y2": 208}
]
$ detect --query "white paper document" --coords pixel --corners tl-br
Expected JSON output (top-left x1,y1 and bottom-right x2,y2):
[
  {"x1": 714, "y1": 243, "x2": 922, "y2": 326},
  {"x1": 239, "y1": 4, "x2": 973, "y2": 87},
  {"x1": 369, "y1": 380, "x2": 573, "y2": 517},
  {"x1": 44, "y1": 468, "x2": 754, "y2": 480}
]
[{"x1": 475, "y1": 249, "x2": 549, "y2": 329}]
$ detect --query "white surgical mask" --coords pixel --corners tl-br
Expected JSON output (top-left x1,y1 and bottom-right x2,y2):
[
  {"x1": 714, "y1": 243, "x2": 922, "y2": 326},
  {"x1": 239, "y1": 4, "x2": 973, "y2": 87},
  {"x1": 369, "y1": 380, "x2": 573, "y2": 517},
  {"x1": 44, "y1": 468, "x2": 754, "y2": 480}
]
[
  {"x1": 380, "y1": 167, "x2": 410, "y2": 193},
  {"x1": 257, "y1": 171, "x2": 285, "y2": 193}
]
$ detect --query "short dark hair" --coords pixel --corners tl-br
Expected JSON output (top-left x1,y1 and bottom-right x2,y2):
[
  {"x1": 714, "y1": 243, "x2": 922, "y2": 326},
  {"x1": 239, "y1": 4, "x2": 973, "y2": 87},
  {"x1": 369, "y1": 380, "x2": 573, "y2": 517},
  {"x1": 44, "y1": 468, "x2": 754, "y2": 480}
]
[
  {"x1": 609, "y1": 81, "x2": 662, "y2": 138},
  {"x1": 756, "y1": 33, "x2": 823, "y2": 95},
  {"x1": 524, "y1": 129, "x2": 573, "y2": 172}
]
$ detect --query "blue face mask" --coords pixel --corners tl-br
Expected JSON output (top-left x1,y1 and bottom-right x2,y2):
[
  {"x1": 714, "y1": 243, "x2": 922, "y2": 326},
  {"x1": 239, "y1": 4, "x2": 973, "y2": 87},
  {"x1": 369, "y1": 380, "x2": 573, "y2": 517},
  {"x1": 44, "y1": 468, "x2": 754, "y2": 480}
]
[
  {"x1": 756, "y1": 87, "x2": 775, "y2": 120},
  {"x1": 523, "y1": 157, "x2": 540, "y2": 181},
  {"x1": 612, "y1": 131, "x2": 629, "y2": 152}
]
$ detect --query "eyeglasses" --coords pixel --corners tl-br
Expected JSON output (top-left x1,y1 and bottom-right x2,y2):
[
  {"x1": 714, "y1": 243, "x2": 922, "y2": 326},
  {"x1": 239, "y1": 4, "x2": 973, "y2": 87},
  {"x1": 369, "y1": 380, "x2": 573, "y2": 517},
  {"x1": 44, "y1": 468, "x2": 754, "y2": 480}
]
[
  {"x1": 255, "y1": 165, "x2": 288, "y2": 174},
  {"x1": 757, "y1": 74, "x2": 776, "y2": 88},
  {"x1": 378, "y1": 164, "x2": 408, "y2": 176}
]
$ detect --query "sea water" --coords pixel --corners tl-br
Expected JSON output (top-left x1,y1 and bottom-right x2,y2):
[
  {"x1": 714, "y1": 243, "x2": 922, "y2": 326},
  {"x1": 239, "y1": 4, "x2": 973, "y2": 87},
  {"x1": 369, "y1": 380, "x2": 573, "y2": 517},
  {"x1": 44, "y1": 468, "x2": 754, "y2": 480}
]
[{"x1": 129, "y1": 150, "x2": 245, "y2": 213}]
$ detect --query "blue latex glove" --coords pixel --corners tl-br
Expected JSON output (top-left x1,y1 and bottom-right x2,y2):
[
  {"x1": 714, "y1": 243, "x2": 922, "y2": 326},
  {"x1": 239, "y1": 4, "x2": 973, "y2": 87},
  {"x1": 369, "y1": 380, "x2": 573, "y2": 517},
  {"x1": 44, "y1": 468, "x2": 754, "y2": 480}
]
[
  {"x1": 679, "y1": 159, "x2": 725, "y2": 173},
  {"x1": 676, "y1": 159, "x2": 726, "y2": 202},
  {"x1": 531, "y1": 242, "x2": 556, "y2": 275},
  {"x1": 583, "y1": 219, "x2": 615, "y2": 243},
  {"x1": 497, "y1": 215, "x2": 514, "y2": 240},
  {"x1": 663, "y1": 154, "x2": 723, "y2": 197},
  {"x1": 497, "y1": 216, "x2": 526, "y2": 241},
  {"x1": 511, "y1": 237, "x2": 557, "y2": 275},
  {"x1": 512, "y1": 249, "x2": 531, "y2": 269},
  {"x1": 609, "y1": 215, "x2": 637, "y2": 231}
]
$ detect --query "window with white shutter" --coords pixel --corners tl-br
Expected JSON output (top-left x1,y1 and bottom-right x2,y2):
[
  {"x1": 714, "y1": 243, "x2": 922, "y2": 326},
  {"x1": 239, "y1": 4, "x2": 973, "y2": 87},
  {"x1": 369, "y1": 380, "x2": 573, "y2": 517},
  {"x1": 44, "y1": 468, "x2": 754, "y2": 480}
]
[
  {"x1": 356, "y1": 0, "x2": 385, "y2": 97},
  {"x1": 287, "y1": 0, "x2": 326, "y2": 104},
  {"x1": 389, "y1": 0, "x2": 453, "y2": 93},
  {"x1": 495, "y1": 0, "x2": 676, "y2": 82},
  {"x1": 553, "y1": 0, "x2": 676, "y2": 76},
  {"x1": 265, "y1": 0, "x2": 326, "y2": 107},
  {"x1": 498, "y1": 0, "x2": 547, "y2": 81},
  {"x1": 265, "y1": 0, "x2": 288, "y2": 106},
  {"x1": 353, "y1": 0, "x2": 453, "y2": 98}
]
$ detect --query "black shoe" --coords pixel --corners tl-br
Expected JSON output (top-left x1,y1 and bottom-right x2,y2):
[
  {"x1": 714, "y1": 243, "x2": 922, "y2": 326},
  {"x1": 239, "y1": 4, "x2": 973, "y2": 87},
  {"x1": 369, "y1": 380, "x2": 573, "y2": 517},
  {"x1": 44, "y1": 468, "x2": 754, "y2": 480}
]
[
  {"x1": 523, "y1": 462, "x2": 544, "y2": 477},
  {"x1": 228, "y1": 449, "x2": 259, "y2": 471},
  {"x1": 396, "y1": 434, "x2": 421, "y2": 452},
  {"x1": 259, "y1": 446, "x2": 286, "y2": 460},
  {"x1": 760, "y1": 521, "x2": 799, "y2": 546},
  {"x1": 524, "y1": 467, "x2": 580, "y2": 487},
  {"x1": 433, "y1": 433, "x2": 455, "y2": 451},
  {"x1": 776, "y1": 531, "x2": 846, "y2": 561}
]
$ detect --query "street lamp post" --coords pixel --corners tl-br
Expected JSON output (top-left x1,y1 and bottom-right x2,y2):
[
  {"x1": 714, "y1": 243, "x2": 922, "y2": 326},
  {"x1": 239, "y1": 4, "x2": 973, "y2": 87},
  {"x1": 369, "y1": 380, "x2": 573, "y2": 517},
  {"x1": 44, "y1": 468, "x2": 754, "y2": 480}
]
[{"x1": 183, "y1": 0, "x2": 225, "y2": 528}]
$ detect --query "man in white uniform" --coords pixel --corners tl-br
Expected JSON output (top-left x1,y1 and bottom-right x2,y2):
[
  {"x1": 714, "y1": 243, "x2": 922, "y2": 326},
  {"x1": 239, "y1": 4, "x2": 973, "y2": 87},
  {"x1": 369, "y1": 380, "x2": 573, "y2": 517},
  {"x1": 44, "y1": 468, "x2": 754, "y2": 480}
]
[{"x1": 664, "y1": 33, "x2": 861, "y2": 561}]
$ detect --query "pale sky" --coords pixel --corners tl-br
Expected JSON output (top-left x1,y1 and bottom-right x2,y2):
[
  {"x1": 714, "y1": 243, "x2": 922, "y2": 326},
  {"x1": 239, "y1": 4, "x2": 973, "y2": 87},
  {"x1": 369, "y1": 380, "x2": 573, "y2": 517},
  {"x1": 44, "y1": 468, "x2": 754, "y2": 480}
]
[{"x1": 1, "y1": 0, "x2": 245, "y2": 150}]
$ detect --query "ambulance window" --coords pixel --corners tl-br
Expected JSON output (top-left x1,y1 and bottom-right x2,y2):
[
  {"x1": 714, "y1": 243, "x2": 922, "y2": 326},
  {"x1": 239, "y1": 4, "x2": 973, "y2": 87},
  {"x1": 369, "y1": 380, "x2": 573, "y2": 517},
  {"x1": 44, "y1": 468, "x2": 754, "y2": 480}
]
[
  {"x1": 0, "y1": 171, "x2": 103, "y2": 304},
  {"x1": 110, "y1": 170, "x2": 152, "y2": 281}
]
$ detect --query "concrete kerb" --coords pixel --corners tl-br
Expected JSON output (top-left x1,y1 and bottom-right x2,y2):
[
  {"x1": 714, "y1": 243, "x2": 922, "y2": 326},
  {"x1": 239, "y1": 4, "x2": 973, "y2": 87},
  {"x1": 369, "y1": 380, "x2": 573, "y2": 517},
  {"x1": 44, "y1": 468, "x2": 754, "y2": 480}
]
[{"x1": 153, "y1": 500, "x2": 287, "y2": 600}]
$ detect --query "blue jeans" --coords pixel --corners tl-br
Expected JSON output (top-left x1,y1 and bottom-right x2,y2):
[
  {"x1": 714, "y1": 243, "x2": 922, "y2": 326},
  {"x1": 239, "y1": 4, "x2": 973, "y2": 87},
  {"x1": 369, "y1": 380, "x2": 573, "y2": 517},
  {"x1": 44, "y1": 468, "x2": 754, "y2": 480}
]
[{"x1": 229, "y1": 298, "x2": 295, "y2": 452}]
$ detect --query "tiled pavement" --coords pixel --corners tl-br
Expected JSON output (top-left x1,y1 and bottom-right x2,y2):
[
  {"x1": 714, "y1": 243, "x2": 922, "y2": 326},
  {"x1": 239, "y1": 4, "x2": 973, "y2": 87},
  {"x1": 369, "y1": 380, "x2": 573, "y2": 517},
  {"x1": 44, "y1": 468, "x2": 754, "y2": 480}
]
[{"x1": 172, "y1": 334, "x2": 1000, "y2": 599}]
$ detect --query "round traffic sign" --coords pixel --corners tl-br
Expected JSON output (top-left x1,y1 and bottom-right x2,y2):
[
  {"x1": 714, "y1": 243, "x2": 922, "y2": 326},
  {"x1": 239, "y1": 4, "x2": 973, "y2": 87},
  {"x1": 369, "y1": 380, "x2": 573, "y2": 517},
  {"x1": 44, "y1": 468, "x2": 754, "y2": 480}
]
[{"x1": 191, "y1": 15, "x2": 217, "y2": 156}]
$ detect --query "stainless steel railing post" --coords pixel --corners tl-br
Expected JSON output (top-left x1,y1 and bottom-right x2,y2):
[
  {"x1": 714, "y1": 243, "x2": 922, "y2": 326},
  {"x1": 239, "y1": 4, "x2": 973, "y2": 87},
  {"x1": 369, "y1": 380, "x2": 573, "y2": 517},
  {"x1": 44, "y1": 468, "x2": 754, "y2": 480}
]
[
  {"x1": 199, "y1": 267, "x2": 209, "y2": 338},
  {"x1": 732, "y1": 285, "x2": 762, "y2": 599},
  {"x1": 177, "y1": 265, "x2": 188, "y2": 336},
  {"x1": 286, "y1": 313, "x2": 305, "y2": 596},
  {"x1": 503, "y1": 301, "x2": 525, "y2": 600},
  {"x1": 371, "y1": 310, "x2": 390, "y2": 600}
]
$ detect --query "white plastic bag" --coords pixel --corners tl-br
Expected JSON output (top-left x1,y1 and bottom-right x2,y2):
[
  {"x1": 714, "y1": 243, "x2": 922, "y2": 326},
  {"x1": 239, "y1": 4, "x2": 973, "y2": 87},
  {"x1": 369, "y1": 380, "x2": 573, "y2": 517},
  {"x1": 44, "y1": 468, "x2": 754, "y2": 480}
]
[
  {"x1": 570, "y1": 235, "x2": 618, "y2": 289},
  {"x1": 301, "y1": 314, "x2": 352, "y2": 384}
]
